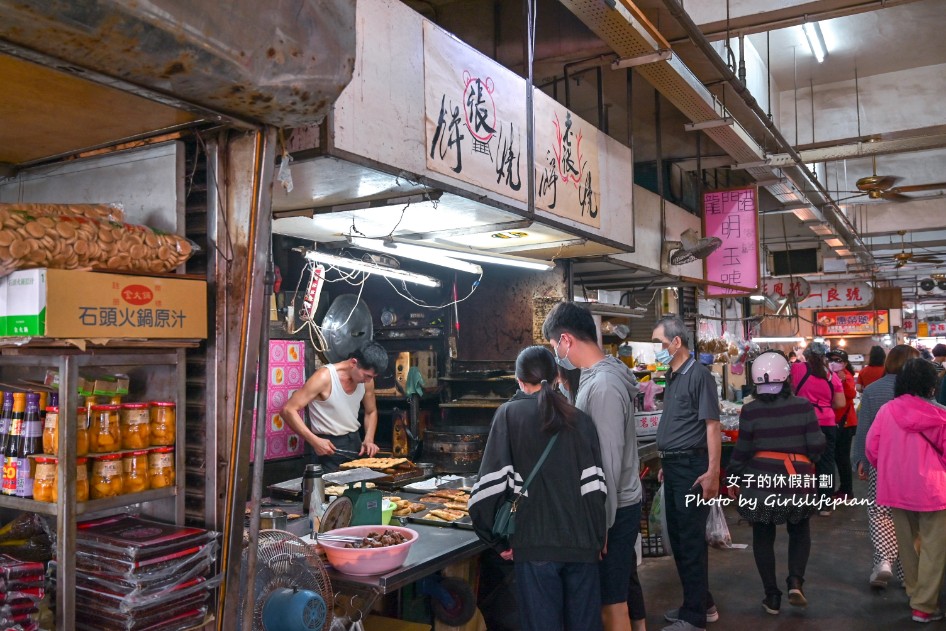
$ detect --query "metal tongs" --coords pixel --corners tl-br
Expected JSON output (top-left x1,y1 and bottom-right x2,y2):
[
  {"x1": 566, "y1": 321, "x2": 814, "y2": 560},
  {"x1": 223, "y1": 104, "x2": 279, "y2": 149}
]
[
  {"x1": 316, "y1": 533, "x2": 365, "y2": 544},
  {"x1": 333, "y1": 448, "x2": 362, "y2": 459}
]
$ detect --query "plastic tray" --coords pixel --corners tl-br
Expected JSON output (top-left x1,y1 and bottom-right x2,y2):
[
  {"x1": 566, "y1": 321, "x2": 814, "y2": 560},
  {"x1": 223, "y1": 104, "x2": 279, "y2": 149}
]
[
  {"x1": 76, "y1": 605, "x2": 207, "y2": 631},
  {"x1": 76, "y1": 515, "x2": 216, "y2": 564}
]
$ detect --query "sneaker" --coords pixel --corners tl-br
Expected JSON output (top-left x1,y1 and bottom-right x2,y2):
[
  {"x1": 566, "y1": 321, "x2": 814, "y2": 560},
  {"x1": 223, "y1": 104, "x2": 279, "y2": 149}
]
[
  {"x1": 818, "y1": 509, "x2": 833, "y2": 516},
  {"x1": 787, "y1": 577, "x2": 807, "y2": 607},
  {"x1": 763, "y1": 593, "x2": 781, "y2": 615},
  {"x1": 661, "y1": 621, "x2": 706, "y2": 631},
  {"x1": 870, "y1": 561, "x2": 893, "y2": 588},
  {"x1": 663, "y1": 605, "x2": 719, "y2": 624},
  {"x1": 912, "y1": 609, "x2": 945, "y2": 623}
]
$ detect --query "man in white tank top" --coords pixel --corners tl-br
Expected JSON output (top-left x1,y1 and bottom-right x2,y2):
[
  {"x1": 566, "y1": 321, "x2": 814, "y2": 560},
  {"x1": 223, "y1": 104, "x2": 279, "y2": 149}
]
[{"x1": 282, "y1": 342, "x2": 388, "y2": 471}]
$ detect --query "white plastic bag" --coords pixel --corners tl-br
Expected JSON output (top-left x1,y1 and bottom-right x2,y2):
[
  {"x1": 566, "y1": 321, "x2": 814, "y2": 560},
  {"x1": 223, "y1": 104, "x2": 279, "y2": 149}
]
[{"x1": 706, "y1": 503, "x2": 732, "y2": 549}]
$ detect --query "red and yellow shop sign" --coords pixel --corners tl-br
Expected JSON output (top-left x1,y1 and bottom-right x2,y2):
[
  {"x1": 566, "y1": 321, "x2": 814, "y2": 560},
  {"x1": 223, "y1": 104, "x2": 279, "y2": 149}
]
[{"x1": 814, "y1": 309, "x2": 889, "y2": 337}]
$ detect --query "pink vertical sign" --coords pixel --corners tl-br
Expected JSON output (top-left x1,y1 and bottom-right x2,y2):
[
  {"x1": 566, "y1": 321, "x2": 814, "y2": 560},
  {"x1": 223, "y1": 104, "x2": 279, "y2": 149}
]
[{"x1": 703, "y1": 186, "x2": 759, "y2": 297}]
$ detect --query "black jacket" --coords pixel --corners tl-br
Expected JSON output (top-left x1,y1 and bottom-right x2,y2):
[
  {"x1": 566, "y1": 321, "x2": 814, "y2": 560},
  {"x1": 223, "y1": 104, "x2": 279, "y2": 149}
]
[{"x1": 468, "y1": 391, "x2": 607, "y2": 562}]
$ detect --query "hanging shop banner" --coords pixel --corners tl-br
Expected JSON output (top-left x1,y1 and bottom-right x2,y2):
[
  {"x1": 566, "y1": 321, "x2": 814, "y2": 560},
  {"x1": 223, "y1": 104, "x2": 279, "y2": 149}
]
[
  {"x1": 902, "y1": 317, "x2": 917, "y2": 334},
  {"x1": 762, "y1": 277, "x2": 810, "y2": 302},
  {"x1": 533, "y1": 90, "x2": 601, "y2": 227},
  {"x1": 798, "y1": 281, "x2": 873, "y2": 309},
  {"x1": 423, "y1": 22, "x2": 527, "y2": 203},
  {"x1": 927, "y1": 321, "x2": 946, "y2": 336},
  {"x1": 814, "y1": 309, "x2": 889, "y2": 337},
  {"x1": 703, "y1": 187, "x2": 759, "y2": 297}
]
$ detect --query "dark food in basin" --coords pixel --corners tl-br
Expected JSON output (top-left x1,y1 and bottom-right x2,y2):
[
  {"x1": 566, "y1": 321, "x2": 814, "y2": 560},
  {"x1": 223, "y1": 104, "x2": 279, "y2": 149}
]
[{"x1": 344, "y1": 529, "x2": 409, "y2": 548}]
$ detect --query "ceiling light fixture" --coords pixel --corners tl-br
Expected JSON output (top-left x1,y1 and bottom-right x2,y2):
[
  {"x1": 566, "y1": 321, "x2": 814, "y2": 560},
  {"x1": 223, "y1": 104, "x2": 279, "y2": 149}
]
[
  {"x1": 303, "y1": 249, "x2": 441, "y2": 287},
  {"x1": 409, "y1": 238, "x2": 556, "y2": 271},
  {"x1": 803, "y1": 22, "x2": 828, "y2": 63},
  {"x1": 751, "y1": 337, "x2": 807, "y2": 344},
  {"x1": 347, "y1": 237, "x2": 484, "y2": 275},
  {"x1": 684, "y1": 117, "x2": 734, "y2": 132}
]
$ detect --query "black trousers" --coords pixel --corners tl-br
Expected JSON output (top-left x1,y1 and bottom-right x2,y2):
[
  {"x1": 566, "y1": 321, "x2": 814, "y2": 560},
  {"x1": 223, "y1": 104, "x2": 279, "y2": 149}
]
[
  {"x1": 816, "y1": 425, "x2": 838, "y2": 502},
  {"x1": 751, "y1": 518, "x2": 811, "y2": 597},
  {"x1": 663, "y1": 453, "x2": 714, "y2": 628},
  {"x1": 835, "y1": 425, "x2": 855, "y2": 497}
]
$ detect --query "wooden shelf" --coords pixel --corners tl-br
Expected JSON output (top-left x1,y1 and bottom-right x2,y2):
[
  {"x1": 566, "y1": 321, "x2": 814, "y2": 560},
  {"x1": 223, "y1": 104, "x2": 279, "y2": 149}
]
[
  {"x1": 1, "y1": 338, "x2": 202, "y2": 351},
  {"x1": 438, "y1": 375, "x2": 516, "y2": 382}
]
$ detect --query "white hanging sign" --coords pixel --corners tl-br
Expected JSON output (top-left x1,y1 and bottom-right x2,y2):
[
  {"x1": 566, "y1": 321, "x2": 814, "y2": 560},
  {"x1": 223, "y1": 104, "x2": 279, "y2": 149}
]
[{"x1": 798, "y1": 281, "x2": 873, "y2": 309}]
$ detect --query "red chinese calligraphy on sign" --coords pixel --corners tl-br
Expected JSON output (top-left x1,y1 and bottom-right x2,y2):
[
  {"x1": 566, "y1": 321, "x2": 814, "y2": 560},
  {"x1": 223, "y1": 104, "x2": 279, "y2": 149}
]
[
  {"x1": 703, "y1": 187, "x2": 759, "y2": 297},
  {"x1": 814, "y1": 310, "x2": 890, "y2": 337}
]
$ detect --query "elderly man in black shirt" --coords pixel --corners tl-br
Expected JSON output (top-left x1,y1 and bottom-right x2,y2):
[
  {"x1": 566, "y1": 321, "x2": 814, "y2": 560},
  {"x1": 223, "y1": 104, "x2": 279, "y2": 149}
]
[{"x1": 653, "y1": 315, "x2": 722, "y2": 631}]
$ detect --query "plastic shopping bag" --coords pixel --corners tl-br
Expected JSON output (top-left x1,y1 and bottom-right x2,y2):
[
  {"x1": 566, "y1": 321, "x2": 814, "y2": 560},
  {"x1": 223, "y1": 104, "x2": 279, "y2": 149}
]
[
  {"x1": 648, "y1": 484, "x2": 664, "y2": 537},
  {"x1": 706, "y1": 503, "x2": 732, "y2": 549}
]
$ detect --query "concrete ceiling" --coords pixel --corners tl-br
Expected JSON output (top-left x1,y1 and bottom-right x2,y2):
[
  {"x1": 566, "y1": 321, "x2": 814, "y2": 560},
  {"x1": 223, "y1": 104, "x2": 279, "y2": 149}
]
[{"x1": 406, "y1": 0, "x2": 946, "y2": 305}]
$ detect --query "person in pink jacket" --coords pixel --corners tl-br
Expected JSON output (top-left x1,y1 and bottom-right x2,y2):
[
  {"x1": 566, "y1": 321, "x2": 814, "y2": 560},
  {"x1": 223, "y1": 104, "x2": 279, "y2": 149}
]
[{"x1": 866, "y1": 358, "x2": 946, "y2": 624}]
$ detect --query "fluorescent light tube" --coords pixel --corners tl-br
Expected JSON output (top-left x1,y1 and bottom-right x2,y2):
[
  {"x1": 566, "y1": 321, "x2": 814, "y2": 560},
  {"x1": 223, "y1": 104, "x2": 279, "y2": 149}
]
[
  {"x1": 751, "y1": 337, "x2": 807, "y2": 344},
  {"x1": 397, "y1": 238, "x2": 556, "y2": 271},
  {"x1": 348, "y1": 237, "x2": 484, "y2": 274},
  {"x1": 803, "y1": 22, "x2": 827, "y2": 63},
  {"x1": 303, "y1": 250, "x2": 441, "y2": 287}
]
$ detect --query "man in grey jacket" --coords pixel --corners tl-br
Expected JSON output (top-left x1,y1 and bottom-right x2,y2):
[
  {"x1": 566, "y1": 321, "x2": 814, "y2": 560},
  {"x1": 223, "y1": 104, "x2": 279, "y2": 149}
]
[{"x1": 544, "y1": 301, "x2": 645, "y2": 631}]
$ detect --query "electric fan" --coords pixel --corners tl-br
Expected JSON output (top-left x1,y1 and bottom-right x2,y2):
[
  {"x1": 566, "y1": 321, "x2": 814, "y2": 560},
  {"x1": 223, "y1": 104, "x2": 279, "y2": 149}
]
[{"x1": 240, "y1": 529, "x2": 335, "y2": 631}]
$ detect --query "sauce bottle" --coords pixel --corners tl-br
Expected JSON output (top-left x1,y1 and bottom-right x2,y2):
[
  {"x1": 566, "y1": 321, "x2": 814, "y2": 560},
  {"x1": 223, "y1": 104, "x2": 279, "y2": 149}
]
[
  {"x1": 1, "y1": 393, "x2": 26, "y2": 496},
  {"x1": 0, "y1": 392, "x2": 13, "y2": 456},
  {"x1": 14, "y1": 392, "x2": 42, "y2": 497}
]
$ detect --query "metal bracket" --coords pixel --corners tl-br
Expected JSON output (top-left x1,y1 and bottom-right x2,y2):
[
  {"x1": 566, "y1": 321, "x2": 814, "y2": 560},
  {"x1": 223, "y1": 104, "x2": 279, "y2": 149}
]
[{"x1": 611, "y1": 49, "x2": 672, "y2": 70}]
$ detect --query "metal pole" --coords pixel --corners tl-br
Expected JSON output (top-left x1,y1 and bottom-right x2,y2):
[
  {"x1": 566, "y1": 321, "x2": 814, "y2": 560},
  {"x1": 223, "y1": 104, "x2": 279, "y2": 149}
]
[
  {"x1": 524, "y1": 0, "x2": 536, "y2": 218},
  {"x1": 241, "y1": 256, "x2": 274, "y2": 628}
]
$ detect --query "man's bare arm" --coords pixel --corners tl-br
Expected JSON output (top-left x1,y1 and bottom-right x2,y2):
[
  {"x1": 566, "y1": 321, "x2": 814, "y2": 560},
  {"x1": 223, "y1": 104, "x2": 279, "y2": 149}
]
[
  {"x1": 359, "y1": 381, "x2": 380, "y2": 457},
  {"x1": 280, "y1": 368, "x2": 337, "y2": 456}
]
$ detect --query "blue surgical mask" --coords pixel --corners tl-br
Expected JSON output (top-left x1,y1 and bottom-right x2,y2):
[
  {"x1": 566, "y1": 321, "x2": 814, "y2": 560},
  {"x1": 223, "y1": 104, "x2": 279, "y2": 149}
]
[
  {"x1": 655, "y1": 347, "x2": 673, "y2": 365},
  {"x1": 554, "y1": 335, "x2": 577, "y2": 371},
  {"x1": 557, "y1": 383, "x2": 570, "y2": 399}
]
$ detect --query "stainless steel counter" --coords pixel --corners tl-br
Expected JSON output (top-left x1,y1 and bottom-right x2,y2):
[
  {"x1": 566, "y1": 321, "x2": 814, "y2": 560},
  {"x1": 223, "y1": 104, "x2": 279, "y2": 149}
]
[{"x1": 302, "y1": 522, "x2": 486, "y2": 594}]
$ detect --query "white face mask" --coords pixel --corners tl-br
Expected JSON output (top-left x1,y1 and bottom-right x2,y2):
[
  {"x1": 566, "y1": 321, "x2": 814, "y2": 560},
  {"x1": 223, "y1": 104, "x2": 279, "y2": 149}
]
[{"x1": 829, "y1": 361, "x2": 845, "y2": 372}]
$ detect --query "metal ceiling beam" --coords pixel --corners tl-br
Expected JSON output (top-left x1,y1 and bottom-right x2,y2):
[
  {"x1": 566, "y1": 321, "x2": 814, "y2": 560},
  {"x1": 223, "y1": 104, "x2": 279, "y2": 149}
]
[{"x1": 767, "y1": 131, "x2": 946, "y2": 167}]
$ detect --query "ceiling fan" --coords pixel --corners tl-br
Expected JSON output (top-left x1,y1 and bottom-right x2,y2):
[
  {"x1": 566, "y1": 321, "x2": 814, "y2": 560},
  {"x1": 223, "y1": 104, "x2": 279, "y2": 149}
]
[
  {"x1": 875, "y1": 230, "x2": 945, "y2": 269},
  {"x1": 836, "y1": 155, "x2": 946, "y2": 202}
]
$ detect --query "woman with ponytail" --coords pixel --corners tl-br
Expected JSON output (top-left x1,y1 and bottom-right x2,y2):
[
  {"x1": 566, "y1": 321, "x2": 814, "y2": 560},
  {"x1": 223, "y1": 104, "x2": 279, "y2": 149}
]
[{"x1": 470, "y1": 345, "x2": 608, "y2": 631}]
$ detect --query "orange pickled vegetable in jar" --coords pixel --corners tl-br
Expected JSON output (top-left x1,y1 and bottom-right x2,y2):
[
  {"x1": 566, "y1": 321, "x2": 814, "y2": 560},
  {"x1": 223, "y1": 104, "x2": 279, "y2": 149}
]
[
  {"x1": 90, "y1": 453, "x2": 123, "y2": 499},
  {"x1": 76, "y1": 457, "x2": 89, "y2": 502},
  {"x1": 42, "y1": 406, "x2": 58, "y2": 455},
  {"x1": 32, "y1": 456, "x2": 57, "y2": 503},
  {"x1": 149, "y1": 402, "x2": 176, "y2": 446},
  {"x1": 122, "y1": 449, "x2": 150, "y2": 494},
  {"x1": 149, "y1": 447, "x2": 175, "y2": 489},
  {"x1": 89, "y1": 404, "x2": 121, "y2": 453},
  {"x1": 120, "y1": 403, "x2": 151, "y2": 449},
  {"x1": 76, "y1": 407, "x2": 89, "y2": 456}
]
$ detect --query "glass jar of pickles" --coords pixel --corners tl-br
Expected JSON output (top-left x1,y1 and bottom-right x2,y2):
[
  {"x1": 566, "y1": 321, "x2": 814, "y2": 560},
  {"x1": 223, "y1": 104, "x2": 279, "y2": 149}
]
[
  {"x1": 120, "y1": 403, "x2": 151, "y2": 449},
  {"x1": 89, "y1": 404, "x2": 121, "y2": 453},
  {"x1": 33, "y1": 456, "x2": 57, "y2": 502},
  {"x1": 42, "y1": 406, "x2": 59, "y2": 455},
  {"x1": 122, "y1": 450, "x2": 150, "y2": 494},
  {"x1": 76, "y1": 407, "x2": 89, "y2": 457},
  {"x1": 149, "y1": 446, "x2": 175, "y2": 489},
  {"x1": 91, "y1": 453, "x2": 124, "y2": 499},
  {"x1": 149, "y1": 402, "x2": 176, "y2": 446}
]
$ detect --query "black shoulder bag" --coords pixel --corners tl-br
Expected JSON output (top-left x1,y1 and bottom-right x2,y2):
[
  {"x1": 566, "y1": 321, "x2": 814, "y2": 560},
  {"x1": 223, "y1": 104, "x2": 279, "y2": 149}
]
[{"x1": 492, "y1": 434, "x2": 559, "y2": 538}]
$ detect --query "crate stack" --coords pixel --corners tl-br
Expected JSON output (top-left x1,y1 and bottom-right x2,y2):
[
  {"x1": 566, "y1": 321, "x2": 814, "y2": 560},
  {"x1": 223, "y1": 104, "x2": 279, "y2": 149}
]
[
  {"x1": 0, "y1": 553, "x2": 45, "y2": 631},
  {"x1": 73, "y1": 514, "x2": 220, "y2": 631}
]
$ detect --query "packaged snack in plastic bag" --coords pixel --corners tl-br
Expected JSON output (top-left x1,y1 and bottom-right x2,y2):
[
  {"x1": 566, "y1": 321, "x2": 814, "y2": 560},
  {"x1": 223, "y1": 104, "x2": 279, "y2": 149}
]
[
  {"x1": 0, "y1": 202, "x2": 124, "y2": 222},
  {"x1": 0, "y1": 209, "x2": 199, "y2": 277}
]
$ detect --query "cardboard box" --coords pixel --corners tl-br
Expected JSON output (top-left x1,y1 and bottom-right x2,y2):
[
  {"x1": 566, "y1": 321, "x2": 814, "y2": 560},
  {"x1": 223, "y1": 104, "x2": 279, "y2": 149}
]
[{"x1": 0, "y1": 268, "x2": 207, "y2": 339}]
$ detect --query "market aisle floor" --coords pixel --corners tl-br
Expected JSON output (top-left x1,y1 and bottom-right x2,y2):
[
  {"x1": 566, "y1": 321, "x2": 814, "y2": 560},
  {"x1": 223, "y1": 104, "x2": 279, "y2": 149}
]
[{"x1": 638, "y1": 479, "x2": 941, "y2": 631}]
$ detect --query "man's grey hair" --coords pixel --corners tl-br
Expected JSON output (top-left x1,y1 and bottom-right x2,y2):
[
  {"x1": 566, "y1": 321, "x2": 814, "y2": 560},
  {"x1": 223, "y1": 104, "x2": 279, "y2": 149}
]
[{"x1": 654, "y1": 314, "x2": 690, "y2": 349}]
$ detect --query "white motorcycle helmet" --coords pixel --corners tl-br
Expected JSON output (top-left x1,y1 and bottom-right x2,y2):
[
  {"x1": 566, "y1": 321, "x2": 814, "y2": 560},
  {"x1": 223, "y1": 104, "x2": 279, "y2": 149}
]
[{"x1": 751, "y1": 351, "x2": 792, "y2": 394}]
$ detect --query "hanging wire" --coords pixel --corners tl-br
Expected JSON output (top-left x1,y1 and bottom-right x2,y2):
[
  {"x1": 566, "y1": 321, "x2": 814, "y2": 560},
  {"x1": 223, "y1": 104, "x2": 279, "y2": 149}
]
[{"x1": 383, "y1": 274, "x2": 482, "y2": 309}]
